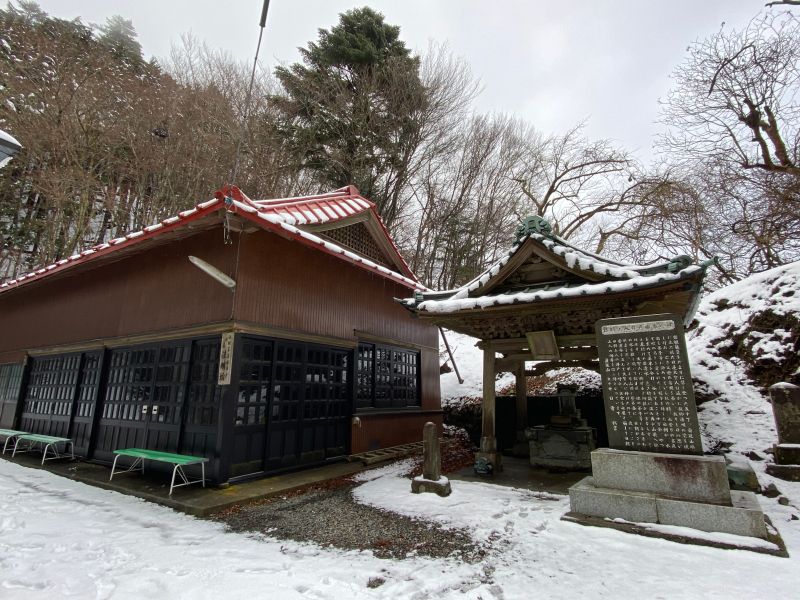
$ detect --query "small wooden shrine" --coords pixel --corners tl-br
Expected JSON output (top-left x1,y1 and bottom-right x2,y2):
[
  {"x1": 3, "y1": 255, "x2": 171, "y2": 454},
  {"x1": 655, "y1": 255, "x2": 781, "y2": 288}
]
[{"x1": 402, "y1": 216, "x2": 713, "y2": 471}]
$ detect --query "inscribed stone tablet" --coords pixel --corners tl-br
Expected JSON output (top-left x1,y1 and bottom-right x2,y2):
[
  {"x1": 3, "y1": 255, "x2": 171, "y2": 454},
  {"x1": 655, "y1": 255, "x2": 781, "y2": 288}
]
[{"x1": 596, "y1": 314, "x2": 702, "y2": 454}]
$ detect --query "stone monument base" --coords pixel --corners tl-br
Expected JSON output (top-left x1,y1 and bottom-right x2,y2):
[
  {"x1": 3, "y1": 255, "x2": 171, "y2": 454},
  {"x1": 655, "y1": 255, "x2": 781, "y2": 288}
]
[
  {"x1": 411, "y1": 475, "x2": 452, "y2": 497},
  {"x1": 567, "y1": 449, "x2": 771, "y2": 541},
  {"x1": 766, "y1": 463, "x2": 800, "y2": 481},
  {"x1": 526, "y1": 425, "x2": 594, "y2": 470},
  {"x1": 561, "y1": 511, "x2": 787, "y2": 557}
]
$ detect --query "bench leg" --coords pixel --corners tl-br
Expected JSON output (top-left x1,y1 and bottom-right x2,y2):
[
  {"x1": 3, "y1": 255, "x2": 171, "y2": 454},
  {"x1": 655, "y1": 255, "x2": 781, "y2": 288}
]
[
  {"x1": 41, "y1": 443, "x2": 51, "y2": 465},
  {"x1": 170, "y1": 465, "x2": 179, "y2": 496},
  {"x1": 2, "y1": 436, "x2": 11, "y2": 455},
  {"x1": 202, "y1": 462, "x2": 206, "y2": 489},
  {"x1": 12, "y1": 436, "x2": 24, "y2": 458},
  {"x1": 109, "y1": 454, "x2": 121, "y2": 481}
]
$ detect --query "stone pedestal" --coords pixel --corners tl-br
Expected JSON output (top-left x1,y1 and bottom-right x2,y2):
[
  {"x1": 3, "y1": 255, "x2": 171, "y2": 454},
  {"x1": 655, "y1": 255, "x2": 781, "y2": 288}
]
[
  {"x1": 475, "y1": 435, "x2": 503, "y2": 475},
  {"x1": 766, "y1": 383, "x2": 800, "y2": 481},
  {"x1": 412, "y1": 422, "x2": 452, "y2": 497},
  {"x1": 567, "y1": 449, "x2": 768, "y2": 539},
  {"x1": 526, "y1": 426, "x2": 594, "y2": 470}
]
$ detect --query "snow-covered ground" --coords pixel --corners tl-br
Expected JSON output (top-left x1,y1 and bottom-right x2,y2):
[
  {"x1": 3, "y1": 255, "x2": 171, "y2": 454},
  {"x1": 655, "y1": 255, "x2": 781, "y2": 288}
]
[{"x1": 0, "y1": 456, "x2": 798, "y2": 600}]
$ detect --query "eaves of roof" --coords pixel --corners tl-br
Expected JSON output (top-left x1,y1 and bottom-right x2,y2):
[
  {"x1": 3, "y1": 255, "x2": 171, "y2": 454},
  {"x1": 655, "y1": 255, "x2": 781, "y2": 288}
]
[{"x1": 0, "y1": 187, "x2": 427, "y2": 296}]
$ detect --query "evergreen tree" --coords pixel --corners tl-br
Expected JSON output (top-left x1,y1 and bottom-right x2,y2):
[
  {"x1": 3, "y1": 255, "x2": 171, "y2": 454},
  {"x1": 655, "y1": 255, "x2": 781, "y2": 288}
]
[
  {"x1": 271, "y1": 7, "x2": 427, "y2": 227},
  {"x1": 98, "y1": 15, "x2": 143, "y2": 63}
]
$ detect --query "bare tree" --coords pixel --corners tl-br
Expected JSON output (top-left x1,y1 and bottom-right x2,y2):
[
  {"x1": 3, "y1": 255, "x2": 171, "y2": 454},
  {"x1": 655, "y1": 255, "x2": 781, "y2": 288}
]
[
  {"x1": 657, "y1": 11, "x2": 800, "y2": 280},
  {"x1": 662, "y1": 12, "x2": 800, "y2": 176}
]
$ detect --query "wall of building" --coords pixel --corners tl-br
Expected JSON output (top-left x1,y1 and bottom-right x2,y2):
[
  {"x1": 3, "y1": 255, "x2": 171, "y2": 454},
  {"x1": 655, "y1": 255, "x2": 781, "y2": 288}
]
[
  {"x1": 0, "y1": 228, "x2": 237, "y2": 363},
  {"x1": 351, "y1": 411, "x2": 444, "y2": 455},
  {"x1": 0, "y1": 223, "x2": 442, "y2": 471},
  {"x1": 232, "y1": 229, "x2": 440, "y2": 412}
]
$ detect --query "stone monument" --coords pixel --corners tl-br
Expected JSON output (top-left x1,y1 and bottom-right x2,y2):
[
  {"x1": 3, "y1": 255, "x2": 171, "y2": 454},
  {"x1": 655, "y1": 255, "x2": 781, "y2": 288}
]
[
  {"x1": 766, "y1": 383, "x2": 800, "y2": 481},
  {"x1": 411, "y1": 422, "x2": 452, "y2": 497},
  {"x1": 526, "y1": 385, "x2": 596, "y2": 470},
  {"x1": 566, "y1": 314, "x2": 771, "y2": 545}
]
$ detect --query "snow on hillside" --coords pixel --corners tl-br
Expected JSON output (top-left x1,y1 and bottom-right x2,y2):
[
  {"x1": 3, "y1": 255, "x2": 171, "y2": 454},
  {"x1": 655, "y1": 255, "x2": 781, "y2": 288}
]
[
  {"x1": 688, "y1": 261, "x2": 800, "y2": 456},
  {"x1": 439, "y1": 330, "x2": 600, "y2": 402},
  {"x1": 439, "y1": 330, "x2": 514, "y2": 402}
]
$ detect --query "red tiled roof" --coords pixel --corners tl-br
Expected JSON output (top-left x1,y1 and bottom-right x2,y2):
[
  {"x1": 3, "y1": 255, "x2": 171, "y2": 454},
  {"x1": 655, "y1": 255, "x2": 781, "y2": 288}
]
[
  {"x1": 253, "y1": 185, "x2": 372, "y2": 225},
  {"x1": 228, "y1": 185, "x2": 416, "y2": 280},
  {"x1": 0, "y1": 186, "x2": 426, "y2": 295}
]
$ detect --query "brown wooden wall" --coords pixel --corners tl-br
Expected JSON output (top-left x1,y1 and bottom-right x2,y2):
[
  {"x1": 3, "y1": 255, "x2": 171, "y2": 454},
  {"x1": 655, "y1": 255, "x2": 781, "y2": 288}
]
[
  {"x1": 351, "y1": 411, "x2": 443, "y2": 454},
  {"x1": 0, "y1": 228, "x2": 237, "y2": 363},
  {"x1": 0, "y1": 225, "x2": 441, "y2": 412},
  {"x1": 233, "y1": 229, "x2": 440, "y2": 411}
]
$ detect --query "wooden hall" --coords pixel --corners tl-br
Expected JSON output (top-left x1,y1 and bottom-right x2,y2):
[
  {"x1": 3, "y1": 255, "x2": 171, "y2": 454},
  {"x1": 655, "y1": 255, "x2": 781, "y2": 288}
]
[
  {"x1": 0, "y1": 185, "x2": 441, "y2": 484},
  {"x1": 402, "y1": 216, "x2": 712, "y2": 471}
]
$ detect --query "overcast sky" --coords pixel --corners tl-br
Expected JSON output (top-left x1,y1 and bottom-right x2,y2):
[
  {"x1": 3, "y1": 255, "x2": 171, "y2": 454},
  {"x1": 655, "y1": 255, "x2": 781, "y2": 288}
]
[{"x1": 35, "y1": 0, "x2": 766, "y2": 161}]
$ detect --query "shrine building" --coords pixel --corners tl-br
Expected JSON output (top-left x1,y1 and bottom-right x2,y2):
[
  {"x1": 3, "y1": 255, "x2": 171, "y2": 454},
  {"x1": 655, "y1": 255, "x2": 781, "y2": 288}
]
[
  {"x1": 0, "y1": 185, "x2": 441, "y2": 484},
  {"x1": 402, "y1": 216, "x2": 713, "y2": 471}
]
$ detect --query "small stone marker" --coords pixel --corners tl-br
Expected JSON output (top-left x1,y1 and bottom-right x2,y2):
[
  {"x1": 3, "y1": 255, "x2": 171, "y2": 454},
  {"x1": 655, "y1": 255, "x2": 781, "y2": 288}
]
[
  {"x1": 766, "y1": 383, "x2": 800, "y2": 481},
  {"x1": 596, "y1": 314, "x2": 702, "y2": 454},
  {"x1": 411, "y1": 422, "x2": 452, "y2": 497}
]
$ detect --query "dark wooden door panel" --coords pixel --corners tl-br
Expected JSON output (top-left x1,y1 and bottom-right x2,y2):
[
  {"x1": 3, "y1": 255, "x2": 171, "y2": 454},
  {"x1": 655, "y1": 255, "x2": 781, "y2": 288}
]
[
  {"x1": 232, "y1": 337, "x2": 352, "y2": 475},
  {"x1": 181, "y1": 339, "x2": 222, "y2": 461},
  {"x1": 19, "y1": 352, "x2": 89, "y2": 447},
  {"x1": 70, "y1": 351, "x2": 104, "y2": 456},
  {"x1": 230, "y1": 338, "x2": 274, "y2": 476},
  {"x1": 93, "y1": 342, "x2": 190, "y2": 461}
]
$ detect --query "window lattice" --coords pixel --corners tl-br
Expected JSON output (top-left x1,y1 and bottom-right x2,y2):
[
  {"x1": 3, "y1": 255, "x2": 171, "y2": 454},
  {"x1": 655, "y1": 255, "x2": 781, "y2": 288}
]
[{"x1": 356, "y1": 343, "x2": 419, "y2": 410}]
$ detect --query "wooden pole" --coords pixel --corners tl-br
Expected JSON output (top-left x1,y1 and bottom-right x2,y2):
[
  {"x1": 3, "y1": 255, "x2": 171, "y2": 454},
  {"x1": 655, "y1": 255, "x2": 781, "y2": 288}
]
[
  {"x1": 438, "y1": 327, "x2": 464, "y2": 384},
  {"x1": 515, "y1": 362, "x2": 527, "y2": 434},
  {"x1": 480, "y1": 341, "x2": 497, "y2": 454}
]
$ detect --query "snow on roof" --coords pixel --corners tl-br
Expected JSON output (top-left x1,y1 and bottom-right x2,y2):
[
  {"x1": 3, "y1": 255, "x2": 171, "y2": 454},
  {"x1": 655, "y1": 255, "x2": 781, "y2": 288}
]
[
  {"x1": 414, "y1": 266, "x2": 704, "y2": 313},
  {"x1": 0, "y1": 128, "x2": 21, "y2": 149},
  {"x1": 247, "y1": 185, "x2": 416, "y2": 279},
  {"x1": 225, "y1": 195, "x2": 427, "y2": 291},
  {"x1": 423, "y1": 230, "x2": 685, "y2": 304},
  {"x1": 252, "y1": 186, "x2": 372, "y2": 226},
  {"x1": 0, "y1": 188, "x2": 427, "y2": 295}
]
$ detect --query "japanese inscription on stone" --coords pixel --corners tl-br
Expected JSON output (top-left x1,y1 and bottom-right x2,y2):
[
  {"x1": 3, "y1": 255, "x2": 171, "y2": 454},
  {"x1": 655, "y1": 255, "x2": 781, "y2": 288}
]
[{"x1": 596, "y1": 314, "x2": 702, "y2": 454}]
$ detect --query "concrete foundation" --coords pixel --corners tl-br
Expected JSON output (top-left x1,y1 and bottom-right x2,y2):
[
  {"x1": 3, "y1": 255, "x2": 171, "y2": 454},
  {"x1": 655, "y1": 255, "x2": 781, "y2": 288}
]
[
  {"x1": 774, "y1": 443, "x2": 800, "y2": 465},
  {"x1": 725, "y1": 454, "x2": 761, "y2": 492},
  {"x1": 569, "y1": 476, "x2": 767, "y2": 539},
  {"x1": 591, "y1": 448, "x2": 731, "y2": 504},
  {"x1": 567, "y1": 449, "x2": 770, "y2": 540}
]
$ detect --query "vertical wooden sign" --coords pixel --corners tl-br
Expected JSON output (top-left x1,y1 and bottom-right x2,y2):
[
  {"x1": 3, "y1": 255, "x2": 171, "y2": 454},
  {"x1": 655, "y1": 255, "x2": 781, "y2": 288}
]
[{"x1": 218, "y1": 332, "x2": 235, "y2": 386}]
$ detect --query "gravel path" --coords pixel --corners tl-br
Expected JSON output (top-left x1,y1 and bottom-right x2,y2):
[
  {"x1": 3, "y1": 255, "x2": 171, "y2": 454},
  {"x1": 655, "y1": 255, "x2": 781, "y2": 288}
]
[{"x1": 214, "y1": 481, "x2": 483, "y2": 561}]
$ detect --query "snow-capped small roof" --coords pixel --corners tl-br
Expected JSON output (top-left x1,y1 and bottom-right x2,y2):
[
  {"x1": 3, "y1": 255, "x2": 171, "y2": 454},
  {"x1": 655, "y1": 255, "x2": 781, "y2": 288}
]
[
  {"x1": 413, "y1": 266, "x2": 704, "y2": 313},
  {"x1": 403, "y1": 216, "x2": 710, "y2": 323},
  {"x1": 0, "y1": 186, "x2": 426, "y2": 295},
  {"x1": 0, "y1": 128, "x2": 21, "y2": 149}
]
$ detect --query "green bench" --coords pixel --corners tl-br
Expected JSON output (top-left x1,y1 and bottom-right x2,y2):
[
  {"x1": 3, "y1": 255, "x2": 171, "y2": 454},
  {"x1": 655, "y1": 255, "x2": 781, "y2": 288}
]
[
  {"x1": 12, "y1": 433, "x2": 74, "y2": 465},
  {"x1": 0, "y1": 429, "x2": 28, "y2": 454},
  {"x1": 110, "y1": 448, "x2": 208, "y2": 496}
]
